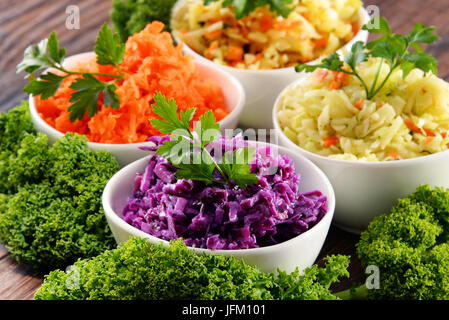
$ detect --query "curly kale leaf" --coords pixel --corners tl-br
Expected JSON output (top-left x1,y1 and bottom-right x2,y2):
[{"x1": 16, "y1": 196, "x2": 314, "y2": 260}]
[
  {"x1": 34, "y1": 238, "x2": 275, "y2": 300},
  {"x1": 0, "y1": 101, "x2": 36, "y2": 194},
  {"x1": 0, "y1": 107, "x2": 120, "y2": 270},
  {"x1": 356, "y1": 185, "x2": 449, "y2": 300},
  {"x1": 34, "y1": 238, "x2": 349, "y2": 300},
  {"x1": 110, "y1": 0, "x2": 178, "y2": 42}
]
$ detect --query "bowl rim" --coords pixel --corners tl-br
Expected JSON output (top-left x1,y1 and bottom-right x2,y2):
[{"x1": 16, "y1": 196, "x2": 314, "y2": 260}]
[
  {"x1": 171, "y1": 5, "x2": 370, "y2": 75},
  {"x1": 102, "y1": 141, "x2": 336, "y2": 255},
  {"x1": 28, "y1": 51, "x2": 246, "y2": 149},
  {"x1": 272, "y1": 74, "x2": 449, "y2": 168}
]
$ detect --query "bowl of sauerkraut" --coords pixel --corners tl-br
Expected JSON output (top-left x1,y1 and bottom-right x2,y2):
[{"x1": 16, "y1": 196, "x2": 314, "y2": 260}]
[
  {"x1": 171, "y1": 0, "x2": 370, "y2": 129},
  {"x1": 273, "y1": 57, "x2": 449, "y2": 233}
]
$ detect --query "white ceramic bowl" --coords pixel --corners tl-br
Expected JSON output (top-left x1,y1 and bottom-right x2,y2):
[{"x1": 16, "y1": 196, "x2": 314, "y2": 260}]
[
  {"x1": 273, "y1": 77, "x2": 449, "y2": 234},
  {"x1": 102, "y1": 142, "x2": 335, "y2": 274},
  {"x1": 172, "y1": 2, "x2": 370, "y2": 129},
  {"x1": 29, "y1": 52, "x2": 245, "y2": 167}
]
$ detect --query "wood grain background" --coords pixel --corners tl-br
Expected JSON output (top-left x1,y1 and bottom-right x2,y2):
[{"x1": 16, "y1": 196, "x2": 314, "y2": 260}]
[{"x1": 1, "y1": 0, "x2": 449, "y2": 300}]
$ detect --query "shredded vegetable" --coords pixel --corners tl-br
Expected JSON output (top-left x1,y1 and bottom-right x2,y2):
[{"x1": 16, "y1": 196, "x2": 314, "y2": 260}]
[
  {"x1": 277, "y1": 58, "x2": 449, "y2": 161},
  {"x1": 122, "y1": 135, "x2": 328, "y2": 250},
  {"x1": 35, "y1": 21, "x2": 228, "y2": 144},
  {"x1": 172, "y1": 0, "x2": 362, "y2": 70}
]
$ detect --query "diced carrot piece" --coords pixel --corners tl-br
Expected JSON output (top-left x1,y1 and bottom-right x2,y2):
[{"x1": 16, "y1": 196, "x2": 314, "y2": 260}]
[
  {"x1": 206, "y1": 41, "x2": 219, "y2": 59},
  {"x1": 378, "y1": 101, "x2": 385, "y2": 109},
  {"x1": 423, "y1": 128, "x2": 436, "y2": 137},
  {"x1": 226, "y1": 46, "x2": 244, "y2": 62},
  {"x1": 404, "y1": 120, "x2": 421, "y2": 133},
  {"x1": 204, "y1": 29, "x2": 223, "y2": 41},
  {"x1": 208, "y1": 18, "x2": 224, "y2": 24},
  {"x1": 351, "y1": 22, "x2": 359, "y2": 35},
  {"x1": 315, "y1": 36, "x2": 328, "y2": 49},
  {"x1": 425, "y1": 136, "x2": 434, "y2": 145},
  {"x1": 354, "y1": 98, "x2": 364, "y2": 110},
  {"x1": 323, "y1": 136, "x2": 339, "y2": 147},
  {"x1": 388, "y1": 152, "x2": 399, "y2": 160},
  {"x1": 330, "y1": 80, "x2": 340, "y2": 90},
  {"x1": 259, "y1": 14, "x2": 273, "y2": 32},
  {"x1": 252, "y1": 53, "x2": 263, "y2": 64},
  {"x1": 315, "y1": 69, "x2": 329, "y2": 82},
  {"x1": 442, "y1": 132, "x2": 447, "y2": 138}
]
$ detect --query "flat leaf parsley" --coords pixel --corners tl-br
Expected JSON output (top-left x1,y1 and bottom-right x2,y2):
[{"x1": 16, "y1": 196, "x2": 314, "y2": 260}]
[
  {"x1": 17, "y1": 23, "x2": 125, "y2": 122},
  {"x1": 150, "y1": 92, "x2": 259, "y2": 188},
  {"x1": 296, "y1": 17, "x2": 440, "y2": 100}
]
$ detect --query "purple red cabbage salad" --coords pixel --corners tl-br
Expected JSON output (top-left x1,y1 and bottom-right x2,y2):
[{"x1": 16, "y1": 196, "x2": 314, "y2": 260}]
[{"x1": 122, "y1": 135, "x2": 328, "y2": 250}]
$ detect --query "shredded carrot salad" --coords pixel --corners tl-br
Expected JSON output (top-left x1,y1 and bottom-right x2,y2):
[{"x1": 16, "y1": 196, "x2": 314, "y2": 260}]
[{"x1": 36, "y1": 21, "x2": 229, "y2": 144}]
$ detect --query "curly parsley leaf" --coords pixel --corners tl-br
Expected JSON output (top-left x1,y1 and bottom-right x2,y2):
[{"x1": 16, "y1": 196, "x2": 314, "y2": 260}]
[
  {"x1": 150, "y1": 92, "x2": 258, "y2": 187},
  {"x1": 296, "y1": 17, "x2": 440, "y2": 101}
]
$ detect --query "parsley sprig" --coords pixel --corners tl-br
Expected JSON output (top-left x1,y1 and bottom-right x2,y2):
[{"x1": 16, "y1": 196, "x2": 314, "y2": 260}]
[
  {"x1": 17, "y1": 23, "x2": 125, "y2": 122},
  {"x1": 204, "y1": 0, "x2": 294, "y2": 19},
  {"x1": 296, "y1": 17, "x2": 440, "y2": 100},
  {"x1": 150, "y1": 92, "x2": 259, "y2": 188}
]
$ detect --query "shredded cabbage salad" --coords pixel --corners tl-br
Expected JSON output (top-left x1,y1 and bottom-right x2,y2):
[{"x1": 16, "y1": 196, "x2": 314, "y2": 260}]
[
  {"x1": 277, "y1": 58, "x2": 449, "y2": 161},
  {"x1": 122, "y1": 135, "x2": 328, "y2": 250},
  {"x1": 172, "y1": 0, "x2": 362, "y2": 70}
]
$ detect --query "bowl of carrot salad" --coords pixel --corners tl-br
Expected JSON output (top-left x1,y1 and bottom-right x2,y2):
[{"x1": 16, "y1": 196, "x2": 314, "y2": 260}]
[
  {"x1": 171, "y1": 0, "x2": 369, "y2": 129},
  {"x1": 29, "y1": 22, "x2": 245, "y2": 167}
]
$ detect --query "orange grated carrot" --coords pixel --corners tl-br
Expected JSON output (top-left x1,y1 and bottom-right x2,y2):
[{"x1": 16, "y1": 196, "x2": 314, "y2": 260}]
[
  {"x1": 354, "y1": 98, "x2": 364, "y2": 110},
  {"x1": 35, "y1": 21, "x2": 229, "y2": 144},
  {"x1": 404, "y1": 119, "x2": 422, "y2": 134},
  {"x1": 315, "y1": 69, "x2": 329, "y2": 82},
  {"x1": 323, "y1": 136, "x2": 339, "y2": 147},
  {"x1": 423, "y1": 128, "x2": 436, "y2": 137},
  {"x1": 425, "y1": 136, "x2": 434, "y2": 145}
]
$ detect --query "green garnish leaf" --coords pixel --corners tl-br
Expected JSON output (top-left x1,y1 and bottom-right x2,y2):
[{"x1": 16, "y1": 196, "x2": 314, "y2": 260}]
[
  {"x1": 17, "y1": 26, "x2": 125, "y2": 123},
  {"x1": 220, "y1": 147, "x2": 258, "y2": 188},
  {"x1": 94, "y1": 23, "x2": 126, "y2": 66},
  {"x1": 204, "y1": 0, "x2": 294, "y2": 19},
  {"x1": 344, "y1": 41, "x2": 368, "y2": 70},
  {"x1": 151, "y1": 92, "x2": 259, "y2": 187},
  {"x1": 194, "y1": 111, "x2": 220, "y2": 147},
  {"x1": 47, "y1": 32, "x2": 66, "y2": 65},
  {"x1": 68, "y1": 74, "x2": 120, "y2": 122},
  {"x1": 295, "y1": 53, "x2": 344, "y2": 73},
  {"x1": 296, "y1": 17, "x2": 440, "y2": 101},
  {"x1": 23, "y1": 72, "x2": 65, "y2": 99},
  {"x1": 17, "y1": 38, "x2": 53, "y2": 76},
  {"x1": 362, "y1": 16, "x2": 391, "y2": 34}
]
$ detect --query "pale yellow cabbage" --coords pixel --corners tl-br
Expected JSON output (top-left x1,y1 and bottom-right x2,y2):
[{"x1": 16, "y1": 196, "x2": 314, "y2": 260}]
[{"x1": 276, "y1": 58, "x2": 449, "y2": 161}]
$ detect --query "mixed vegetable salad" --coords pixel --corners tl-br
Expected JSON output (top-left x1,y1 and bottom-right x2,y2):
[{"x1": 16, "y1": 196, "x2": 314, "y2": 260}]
[
  {"x1": 277, "y1": 18, "x2": 448, "y2": 161},
  {"x1": 171, "y1": 0, "x2": 363, "y2": 70},
  {"x1": 0, "y1": 0, "x2": 448, "y2": 302}
]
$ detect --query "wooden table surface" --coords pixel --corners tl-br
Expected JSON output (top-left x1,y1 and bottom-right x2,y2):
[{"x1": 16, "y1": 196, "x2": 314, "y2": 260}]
[{"x1": 1, "y1": 0, "x2": 449, "y2": 300}]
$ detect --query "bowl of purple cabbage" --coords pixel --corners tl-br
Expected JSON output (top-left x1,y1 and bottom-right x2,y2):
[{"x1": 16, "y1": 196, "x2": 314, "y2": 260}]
[{"x1": 103, "y1": 135, "x2": 335, "y2": 274}]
